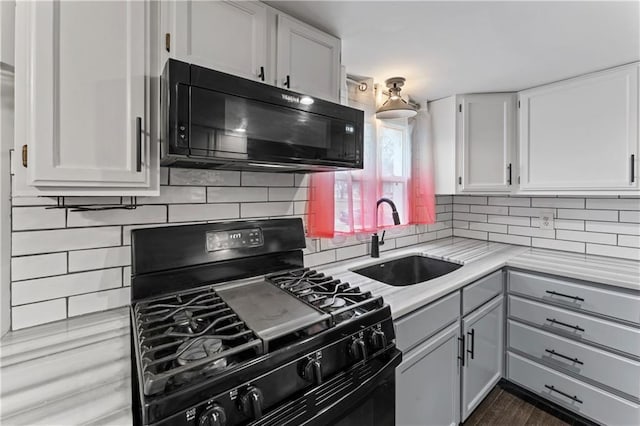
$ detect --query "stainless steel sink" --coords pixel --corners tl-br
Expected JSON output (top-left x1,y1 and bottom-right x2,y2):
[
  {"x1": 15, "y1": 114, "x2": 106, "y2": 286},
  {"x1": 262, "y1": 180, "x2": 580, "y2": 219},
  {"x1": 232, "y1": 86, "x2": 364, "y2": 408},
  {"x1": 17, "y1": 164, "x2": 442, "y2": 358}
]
[{"x1": 352, "y1": 255, "x2": 462, "y2": 286}]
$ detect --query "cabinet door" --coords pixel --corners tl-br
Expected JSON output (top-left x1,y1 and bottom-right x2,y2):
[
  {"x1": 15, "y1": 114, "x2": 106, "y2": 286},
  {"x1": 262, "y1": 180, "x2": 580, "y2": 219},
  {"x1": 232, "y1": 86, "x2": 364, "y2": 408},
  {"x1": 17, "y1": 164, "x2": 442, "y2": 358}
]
[
  {"x1": 519, "y1": 64, "x2": 639, "y2": 191},
  {"x1": 458, "y1": 94, "x2": 516, "y2": 192},
  {"x1": 276, "y1": 15, "x2": 340, "y2": 102},
  {"x1": 462, "y1": 295, "x2": 504, "y2": 421},
  {"x1": 167, "y1": 1, "x2": 268, "y2": 82},
  {"x1": 396, "y1": 323, "x2": 460, "y2": 426},
  {"x1": 15, "y1": 0, "x2": 151, "y2": 189}
]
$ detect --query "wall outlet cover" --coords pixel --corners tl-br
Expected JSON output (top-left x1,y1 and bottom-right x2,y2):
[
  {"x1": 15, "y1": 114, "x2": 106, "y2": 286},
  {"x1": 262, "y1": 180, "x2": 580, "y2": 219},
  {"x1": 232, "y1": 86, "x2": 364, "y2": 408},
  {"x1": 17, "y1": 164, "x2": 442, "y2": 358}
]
[{"x1": 539, "y1": 209, "x2": 555, "y2": 230}]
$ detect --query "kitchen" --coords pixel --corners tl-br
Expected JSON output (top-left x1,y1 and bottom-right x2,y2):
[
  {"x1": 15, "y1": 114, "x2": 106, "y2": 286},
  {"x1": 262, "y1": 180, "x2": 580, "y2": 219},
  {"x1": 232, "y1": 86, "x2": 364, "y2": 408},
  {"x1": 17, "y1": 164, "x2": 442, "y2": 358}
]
[{"x1": 0, "y1": 0, "x2": 639, "y2": 425}]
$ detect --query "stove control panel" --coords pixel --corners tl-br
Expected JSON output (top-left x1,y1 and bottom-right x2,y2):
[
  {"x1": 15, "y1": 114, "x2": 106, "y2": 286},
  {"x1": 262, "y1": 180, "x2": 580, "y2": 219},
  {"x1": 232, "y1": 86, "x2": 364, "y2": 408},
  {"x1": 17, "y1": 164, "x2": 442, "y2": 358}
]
[{"x1": 206, "y1": 228, "x2": 263, "y2": 251}]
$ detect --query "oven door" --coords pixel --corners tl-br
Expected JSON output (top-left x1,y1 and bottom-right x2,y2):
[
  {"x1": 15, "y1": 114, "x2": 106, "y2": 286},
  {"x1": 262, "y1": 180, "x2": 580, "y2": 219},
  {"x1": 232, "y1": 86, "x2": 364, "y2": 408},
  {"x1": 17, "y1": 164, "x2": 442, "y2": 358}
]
[{"x1": 254, "y1": 349, "x2": 402, "y2": 426}]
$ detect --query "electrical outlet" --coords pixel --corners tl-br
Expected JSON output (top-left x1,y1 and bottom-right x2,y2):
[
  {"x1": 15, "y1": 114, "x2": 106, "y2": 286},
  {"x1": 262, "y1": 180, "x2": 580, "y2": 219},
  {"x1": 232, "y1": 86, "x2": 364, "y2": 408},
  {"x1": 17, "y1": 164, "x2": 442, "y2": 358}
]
[{"x1": 539, "y1": 209, "x2": 555, "y2": 230}]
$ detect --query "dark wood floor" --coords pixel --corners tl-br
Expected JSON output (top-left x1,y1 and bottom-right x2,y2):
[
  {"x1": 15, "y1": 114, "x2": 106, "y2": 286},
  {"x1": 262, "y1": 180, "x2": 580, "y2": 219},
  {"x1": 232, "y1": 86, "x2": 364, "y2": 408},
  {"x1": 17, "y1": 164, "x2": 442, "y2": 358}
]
[{"x1": 464, "y1": 386, "x2": 575, "y2": 426}]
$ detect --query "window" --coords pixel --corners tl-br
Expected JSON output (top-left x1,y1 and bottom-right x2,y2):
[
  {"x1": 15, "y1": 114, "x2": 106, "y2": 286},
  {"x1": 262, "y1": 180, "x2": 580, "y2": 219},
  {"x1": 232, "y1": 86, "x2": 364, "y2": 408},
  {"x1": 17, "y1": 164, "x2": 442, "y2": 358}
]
[{"x1": 377, "y1": 120, "x2": 410, "y2": 227}]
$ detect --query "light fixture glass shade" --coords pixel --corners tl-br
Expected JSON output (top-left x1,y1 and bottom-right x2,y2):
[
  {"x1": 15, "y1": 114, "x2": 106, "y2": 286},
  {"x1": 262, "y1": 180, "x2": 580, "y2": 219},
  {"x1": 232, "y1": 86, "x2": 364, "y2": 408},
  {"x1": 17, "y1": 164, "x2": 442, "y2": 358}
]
[{"x1": 376, "y1": 97, "x2": 417, "y2": 119}]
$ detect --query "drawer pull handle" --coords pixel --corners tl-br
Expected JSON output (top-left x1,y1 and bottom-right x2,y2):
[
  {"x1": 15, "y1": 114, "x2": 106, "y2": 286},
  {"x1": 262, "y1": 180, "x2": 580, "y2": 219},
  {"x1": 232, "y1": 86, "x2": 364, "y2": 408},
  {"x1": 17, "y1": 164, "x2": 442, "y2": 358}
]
[
  {"x1": 544, "y1": 384, "x2": 583, "y2": 404},
  {"x1": 545, "y1": 349, "x2": 584, "y2": 365},
  {"x1": 545, "y1": 290, "x2": 584, "y2": 302},
  {"x1": 546, "y1": 318, "x2": 585, "y2": 332},
  {"x1": 466, "y1": 329, "x2": 475, "y2": 360}
]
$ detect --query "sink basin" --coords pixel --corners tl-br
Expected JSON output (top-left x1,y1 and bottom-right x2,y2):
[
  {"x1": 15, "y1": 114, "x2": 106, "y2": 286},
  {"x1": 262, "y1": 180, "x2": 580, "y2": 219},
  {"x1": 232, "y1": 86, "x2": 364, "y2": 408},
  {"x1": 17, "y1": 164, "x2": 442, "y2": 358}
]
[{"x1": 353, "y1": 255, "x2": 462, "y2": 286}]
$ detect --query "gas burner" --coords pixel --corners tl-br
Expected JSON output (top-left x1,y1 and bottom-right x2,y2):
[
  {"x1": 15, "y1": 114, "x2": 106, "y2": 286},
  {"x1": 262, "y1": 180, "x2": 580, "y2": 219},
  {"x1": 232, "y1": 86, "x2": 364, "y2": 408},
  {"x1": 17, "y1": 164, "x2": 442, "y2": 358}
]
[
  {"x1": 177, "y1": 337, "x2": 224, "y2": 365},
  {"x1": 324, "y1": 297, "x2": 346, "y2": 310},
  {"x1": 171, "y1": 310, "x2": 205, "y2": 334}
]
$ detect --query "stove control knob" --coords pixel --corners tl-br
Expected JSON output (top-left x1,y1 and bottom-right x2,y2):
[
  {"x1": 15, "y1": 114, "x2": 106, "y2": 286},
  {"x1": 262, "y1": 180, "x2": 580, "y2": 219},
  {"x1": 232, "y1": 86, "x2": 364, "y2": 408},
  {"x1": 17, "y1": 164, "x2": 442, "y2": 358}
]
[
  {"x1": 349, "y1": 337, "x2": 368, "y2": 362},
  {"x1": 302, "y1": 358, "x2": 323, "y2": 385},
  {"x1": 199, "y1": 404, "x2": 227, "y2": 426},
  {"x1": 370, "y1": 329, "x2": 387, "y2": 351},
  {"x1": 239, "y1": 386, "x2": 264, "y2": 420}
]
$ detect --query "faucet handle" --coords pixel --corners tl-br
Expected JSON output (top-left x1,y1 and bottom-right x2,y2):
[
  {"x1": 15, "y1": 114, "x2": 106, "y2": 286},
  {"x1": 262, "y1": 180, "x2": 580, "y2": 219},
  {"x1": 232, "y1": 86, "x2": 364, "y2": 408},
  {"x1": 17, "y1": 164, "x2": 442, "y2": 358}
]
[{"x1": 379, "y1": 230, "x2": 386, "y2": 246}]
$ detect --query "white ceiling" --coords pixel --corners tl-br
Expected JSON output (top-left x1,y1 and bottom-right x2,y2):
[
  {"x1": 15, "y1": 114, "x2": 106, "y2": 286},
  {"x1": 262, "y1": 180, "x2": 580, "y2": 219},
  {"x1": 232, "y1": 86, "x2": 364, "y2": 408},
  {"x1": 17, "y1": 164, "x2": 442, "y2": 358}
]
[{"x1": 267, "y1": 1, "x2": 640, "y2": 101}]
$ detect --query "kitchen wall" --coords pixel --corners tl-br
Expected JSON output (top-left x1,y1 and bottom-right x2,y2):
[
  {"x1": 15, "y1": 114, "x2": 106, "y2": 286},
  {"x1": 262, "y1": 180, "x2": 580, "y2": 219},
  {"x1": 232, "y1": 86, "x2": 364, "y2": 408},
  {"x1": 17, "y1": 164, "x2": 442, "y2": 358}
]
[
  {"x1": 452, "y1": 195, "x2": 640, "y2": 260},
  {"x1": 8, "y1": 169, "x2": 453, "y2": 330}
]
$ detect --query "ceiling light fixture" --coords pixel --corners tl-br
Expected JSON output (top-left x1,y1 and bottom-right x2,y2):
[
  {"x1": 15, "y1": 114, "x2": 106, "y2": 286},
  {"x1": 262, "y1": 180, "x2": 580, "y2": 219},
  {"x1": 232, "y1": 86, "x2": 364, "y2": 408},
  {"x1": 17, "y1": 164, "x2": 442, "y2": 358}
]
[{"x1": 376, "y1": 77, "x2": 417, "y2": 119}]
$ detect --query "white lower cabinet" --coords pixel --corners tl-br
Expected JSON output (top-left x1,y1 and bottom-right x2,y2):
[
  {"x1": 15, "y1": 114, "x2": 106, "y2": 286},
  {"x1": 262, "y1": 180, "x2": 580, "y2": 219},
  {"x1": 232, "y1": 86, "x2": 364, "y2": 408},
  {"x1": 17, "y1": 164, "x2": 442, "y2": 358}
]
[
  {"x1": 396, "y1": 322, "x2": 460, "y2": 426},
  {"x1": 461, "y1": 295, "x2": 504, "y2": 421}
]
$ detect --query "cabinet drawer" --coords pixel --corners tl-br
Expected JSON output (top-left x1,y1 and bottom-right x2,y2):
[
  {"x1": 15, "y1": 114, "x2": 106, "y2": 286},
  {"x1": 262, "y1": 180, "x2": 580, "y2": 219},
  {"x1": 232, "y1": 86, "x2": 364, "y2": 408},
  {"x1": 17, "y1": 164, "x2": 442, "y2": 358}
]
[
  {"x1": 395, "y1": 291, "x2": 460, "y2": 352},
  {"x1": 509, "y1": 270, "x2": 640, "y2": 324},
  {"x1": 509, "y1": 295, "x2": 640, "y2": 358},
  {"x1": 509, "y1": 320, "x2": 640, "y2": 398},
  {"x1": 462, "y1": 270, "x2": 503, "y2": 315},
  {"x1": 508, "y1": 352, "x2": 640, "y2": 426}
]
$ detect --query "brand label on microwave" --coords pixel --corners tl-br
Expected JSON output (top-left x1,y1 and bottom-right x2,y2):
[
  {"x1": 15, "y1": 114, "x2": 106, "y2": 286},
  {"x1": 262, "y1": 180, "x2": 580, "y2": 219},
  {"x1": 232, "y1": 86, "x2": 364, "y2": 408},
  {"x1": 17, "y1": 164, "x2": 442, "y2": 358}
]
[
  {"x1": 281, "y1": 94, "x2": 300, "y2": 103},
  {"x1": 345, "y1": 124, "x2": 355, "y2": 134}
]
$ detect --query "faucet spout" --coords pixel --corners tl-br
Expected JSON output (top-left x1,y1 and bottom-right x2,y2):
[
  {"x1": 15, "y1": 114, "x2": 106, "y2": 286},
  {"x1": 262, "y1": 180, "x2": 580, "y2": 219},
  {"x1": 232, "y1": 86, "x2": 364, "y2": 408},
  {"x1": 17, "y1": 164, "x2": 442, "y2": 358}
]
[{"x1": 371, "y1": 198, "x2": 402, "y2": 258}]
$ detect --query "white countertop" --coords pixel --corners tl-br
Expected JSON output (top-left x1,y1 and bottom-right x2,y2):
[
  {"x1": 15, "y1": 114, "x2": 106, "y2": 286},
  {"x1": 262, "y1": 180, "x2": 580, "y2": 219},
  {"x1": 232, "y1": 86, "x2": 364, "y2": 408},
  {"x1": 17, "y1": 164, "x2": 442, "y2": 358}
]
[{"x1": 1, "y1": 237, "x2": 638, "y2": 425}]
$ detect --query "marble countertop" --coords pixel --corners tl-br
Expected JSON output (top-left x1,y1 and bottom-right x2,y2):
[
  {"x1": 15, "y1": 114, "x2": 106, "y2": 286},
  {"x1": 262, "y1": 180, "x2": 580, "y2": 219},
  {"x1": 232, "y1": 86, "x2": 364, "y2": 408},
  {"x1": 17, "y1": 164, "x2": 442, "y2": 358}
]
[{"x1": 1, "y1": 237, "x2": 638, "y2": 425}]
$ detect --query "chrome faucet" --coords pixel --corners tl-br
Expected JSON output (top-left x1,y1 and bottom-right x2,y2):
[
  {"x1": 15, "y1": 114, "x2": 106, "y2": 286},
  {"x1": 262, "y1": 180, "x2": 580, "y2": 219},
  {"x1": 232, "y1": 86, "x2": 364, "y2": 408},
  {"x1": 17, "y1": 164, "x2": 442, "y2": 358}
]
[{"x1": 371, "y1": 198, "x2": 401, "y2": 258}]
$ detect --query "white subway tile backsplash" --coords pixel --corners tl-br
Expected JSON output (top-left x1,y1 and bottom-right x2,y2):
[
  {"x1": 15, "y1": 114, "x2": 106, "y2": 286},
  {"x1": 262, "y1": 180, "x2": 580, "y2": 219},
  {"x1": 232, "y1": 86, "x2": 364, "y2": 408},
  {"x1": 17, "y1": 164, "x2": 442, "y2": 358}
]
[
  {"x1": 437, "y1": 195, "x2": 453, "y2": 204},
  {"x1": 453, "y1": 204, "x2": 470, "y2": 212},
  {"x1": 68, "y1": 287, "x2": 131, "y2": 317},
  {"x1": 453, "y1": 220, "x2": 469, "y2": 229},
  {"x1": 419, "y1": 231, "x2": 439, "y2": 243},
  {"x1": 67, "y1": 205, "x2": 167, "y2": 227},
  {"x1": 509, "y1": 207, "x2": 545, "y2": 217},
  {"x1": 11, "y1": 196, "x2": 58, "y2": 207},
  {"x1": 586, "y1": 244, "x2": 640, "y2": 261},
  {"x1": 531, "y1": 198, "x2": 585, "y2": 209},
  {"x1": 240, "y1": 202, "x2": 293, "y2": 218},
  {"x1": 207, "y1": 187, "x2": 268, "y2": 203},
  {"x1": 453, "y1": 228, "x2": 488, "y2": 240},
  {"x1": 453, "y1": 212, "x2": 487, "y2": 222},
  {"x1": 586, "y1": 198, "x2": 640, "y2": 210},
  {"x1": 11, "y1": 253, "x2": 67, "y2": 281},
  {"x1": 488, "y1": 215, "x2": 531, "y2": 226},
  {"x1": 335, "y1": 244, "x2": 368, "y2": 261},
  {"x1": 585, "y1": 221, "x2": 640, "y2": 235},
  {"x1": 160, "y1": 167, "x2": 169, "y2": 185},
  {"x1": 11, "y1": 299, "x2": 67, "y2": 330},
  {"x1": 618, "y1": 235, "x2": 640, "y2": 248},
  {"x1": 488, "y1": 197, "x2": 530, "y2": 207},
  {"x1": 436, "y1": 228, "x2": 453, "y2": 239},
  {"x1": 470, "y1": 205, "x2": 509, "y2": 215},
  {"x1": 304, "y1": 250, "x2": 336, "y2": 268},
  {"x1": 12, "y1": 268, "x2": 122, "y2": 305},
  {"x1": 508, "y1": 225, "x2": 555, "y2": 239},
  {"x1": 454, "y1": 196, "x2": 487, "y2": 205},
  {"x1": 138, "y1": 186, "x2": 205, "y2": 204},
  {"x1": 242, "y1": 172, "x2": 294, "y2": 187},
  {"x1": 531, "y1": 218, "x2": 584, "y2": 231},
  {"x1": 123, "y1": 266, "x2": 131, "y2": 286},
  {"x1": 68, "y1": 246, "x2": 131, "y2": 272},
  {"x1": 556, "y1": 229, "x2": 617, "y2": 245},
  {"x1": 170, "y1": 169, "x2": 240, "y2": 186},
  {"x1": 531, "y1": 238, "x2": 585, "y2": 254},
  {"x1": 12, "y1": 227, "x2": 121, "y2": 256},
  {"x1": 470, "y1": 222, "x2": 508, "y2": 234},
  {"x1": 11, "y1": 207, "x2": 66, "y2": 231},
  {"x1": 295, "y1": 174, "x2": 309, "y2": 187},
  {"x1": 396, "y1": 235, "x2": 419, "y2": 248},
  {"x1": 489, "y1": 233, "x2": 531, "y2": 246},
  {"x1": 169, "y1": 203, "x2": 239, "y2": 222},
  {"x1": 620, "y1": 211, "x2": 640, "y2": 223},
  {"x1": 557, "y1": 209, "x2": 618, "y2": 222},
  {"x1": 269, "y1": 187, "x2": 308, "y2": 202}
]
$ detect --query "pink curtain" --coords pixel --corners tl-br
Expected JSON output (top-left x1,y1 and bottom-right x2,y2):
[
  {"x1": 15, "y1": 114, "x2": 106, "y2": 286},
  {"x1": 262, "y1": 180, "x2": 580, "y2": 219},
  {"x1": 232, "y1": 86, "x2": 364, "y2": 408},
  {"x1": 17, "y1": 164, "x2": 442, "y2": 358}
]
[{"x1": 306, "y1": 86, "x2": 435, "y2": 238}]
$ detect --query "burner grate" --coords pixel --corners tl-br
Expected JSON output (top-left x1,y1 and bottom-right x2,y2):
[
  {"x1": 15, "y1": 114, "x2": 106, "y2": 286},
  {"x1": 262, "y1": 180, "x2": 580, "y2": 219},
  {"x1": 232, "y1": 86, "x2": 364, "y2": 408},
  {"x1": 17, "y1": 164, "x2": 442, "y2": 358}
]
[
  {"x1": 267, "y1": 268, "x2": 384, "y2": 324},
  {"x1": 133, "y1": 286, "x2": 263, "y2": 395}
]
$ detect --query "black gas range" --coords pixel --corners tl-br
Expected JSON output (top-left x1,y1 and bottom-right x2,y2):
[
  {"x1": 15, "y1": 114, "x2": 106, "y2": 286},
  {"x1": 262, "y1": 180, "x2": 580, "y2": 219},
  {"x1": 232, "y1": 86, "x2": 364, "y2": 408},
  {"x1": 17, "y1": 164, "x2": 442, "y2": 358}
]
[{"x1": 130, "y1": 218, "x2": 401, "y2": 426}]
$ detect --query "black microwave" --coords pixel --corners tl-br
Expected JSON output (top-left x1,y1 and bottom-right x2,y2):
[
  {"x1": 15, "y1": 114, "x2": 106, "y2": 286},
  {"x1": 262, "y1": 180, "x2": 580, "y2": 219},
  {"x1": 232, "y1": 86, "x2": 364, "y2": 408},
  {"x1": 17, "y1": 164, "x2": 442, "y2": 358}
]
[{"x1": 160, "y1": 59, "x2": 364, "y2": 172}]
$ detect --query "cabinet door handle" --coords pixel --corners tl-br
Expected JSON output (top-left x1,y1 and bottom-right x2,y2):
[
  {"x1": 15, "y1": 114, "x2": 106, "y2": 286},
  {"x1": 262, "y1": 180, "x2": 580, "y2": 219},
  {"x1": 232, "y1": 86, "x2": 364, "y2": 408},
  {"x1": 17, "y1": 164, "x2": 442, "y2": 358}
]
[
  {"x1": 546, "y1": 318, "x2": 585, "y2": 332},
  {"x1": 284, "y1": 75, "x2": 290, "y2": 88},
  {"x1": 631, "y1": 154, "x2": 636, "y2": 183},
  {"x1": 258, "y1": 66, "x2": 265, "y2": 82},
  {"x1": 544, "y1": 384, "x2": 583, "y2": 404},
  {"x1": 545, "y1": 290, "x2": 584, "y2": 302},
  {"x1": 136, "y1": 117, "x2": 142, "y2": 172},
  {"x1": 466, "y1": 329, "x2": 475, "y2": 360},
  {"x1": 507, "y1": 163, "x2": 512, "y2": 185},
  {"x1": 545, "y1": 349, "x2": 584, "y2": 365},
  {"x1": 457, "y1": 336, "x2": 465, "y2": 367}
]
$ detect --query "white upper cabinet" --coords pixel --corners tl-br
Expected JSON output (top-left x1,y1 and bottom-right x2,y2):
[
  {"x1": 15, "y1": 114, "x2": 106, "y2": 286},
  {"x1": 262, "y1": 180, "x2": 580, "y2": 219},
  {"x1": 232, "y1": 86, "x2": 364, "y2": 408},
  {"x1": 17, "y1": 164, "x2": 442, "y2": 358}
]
[
  {"x1": 14, "y1": 0, "x2": 158, "y2": 195},
  {"x1": 519, "y1": 63, "x2": 639, "y2": 192},
  {"x1": 458, "y1": 94, "x2": 516, "y2": 192},
  {"x1": 276, "y1": 15, "x2": 340, "y2": 102},
  {"x1": 166, "y1": 1, "x2": 268, "y2": 82}
]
